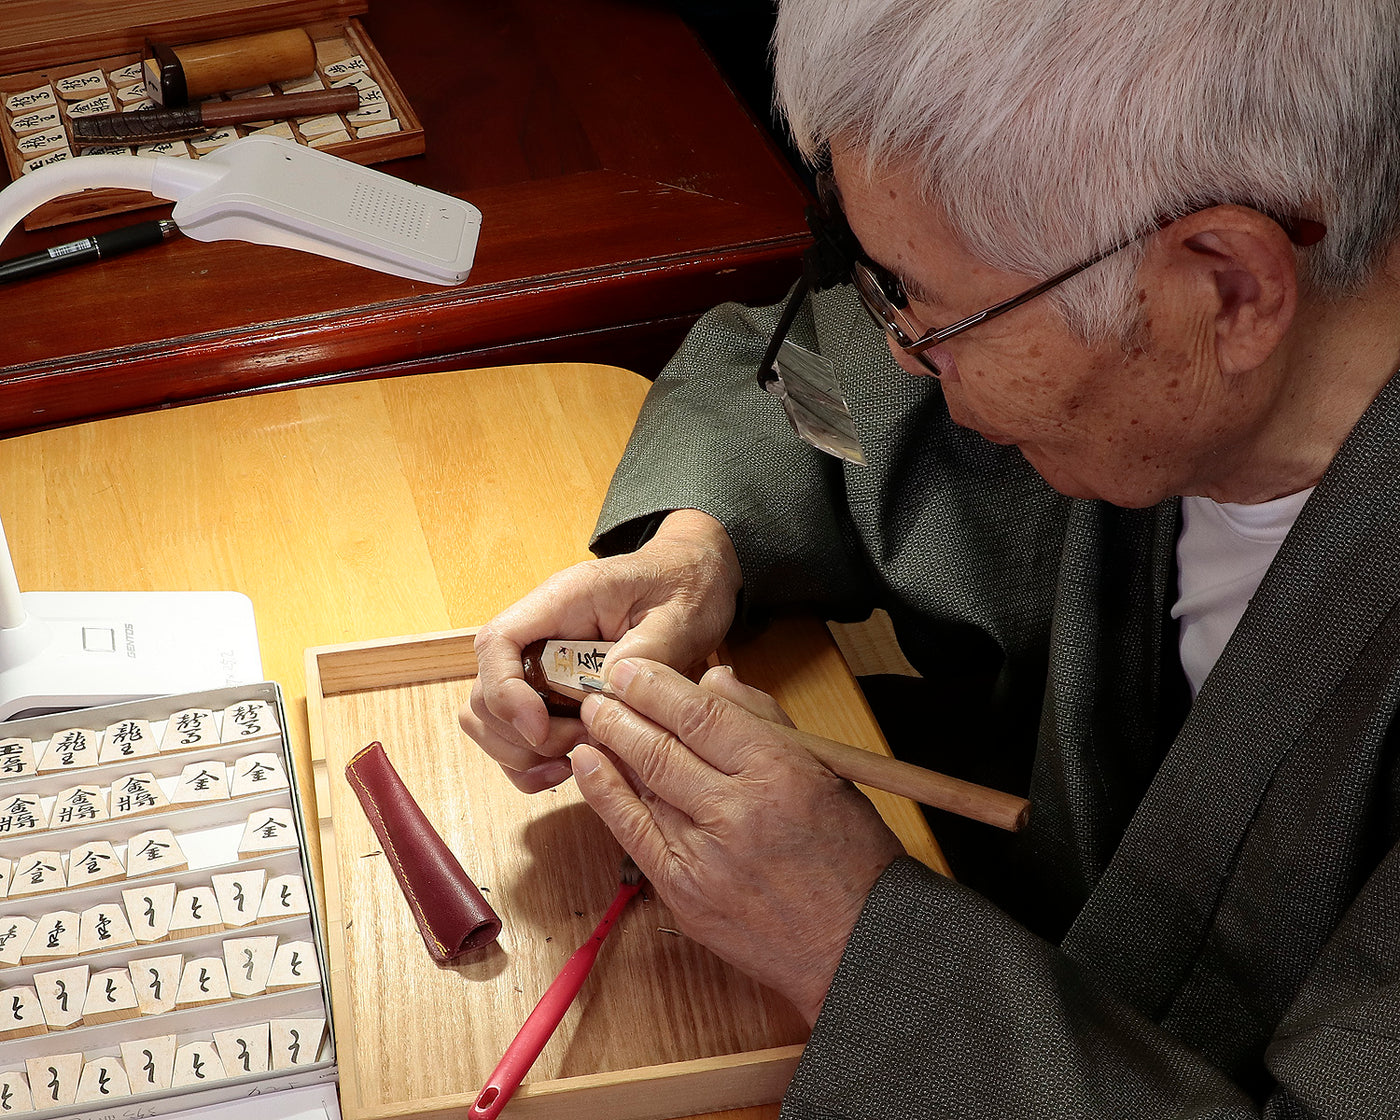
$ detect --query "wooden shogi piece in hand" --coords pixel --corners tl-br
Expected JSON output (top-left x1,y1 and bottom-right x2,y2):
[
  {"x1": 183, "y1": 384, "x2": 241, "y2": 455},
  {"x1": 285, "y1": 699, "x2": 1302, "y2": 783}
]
[
  {"x1": 76, "y1": 1055, "x2": 131, "y2": 1104},
  {"x1": 0, "y1": 984, "x2": 47, "y2": 1039},
  {"x1": 123, "y1": 881, "x2": 178, "y2": 943},
  {"x1": 161, "y1": 707, "x2": 220, "y2": 753},
  {"x1": 33, "y1": 963, "x2": 89, "y2": 1030},
  {"x1": 125, "y1": 829, "x2": 187, "y2": 875},
  {"x1": 97, "y1": 718, "x2": 158, "y2": 765},
  {"x1": 25, "y1": 1052, "x2": 83, "y2": 1109},
  {"x1": 121, "y1": 1034, "x2": 177, "y2": 1093},
  {"x1": 214, "y1": 1021, "x2": 272, "y2": 1076},
  {"x1": 66, "y1": 840, "x2": 125, "y2": 887}
]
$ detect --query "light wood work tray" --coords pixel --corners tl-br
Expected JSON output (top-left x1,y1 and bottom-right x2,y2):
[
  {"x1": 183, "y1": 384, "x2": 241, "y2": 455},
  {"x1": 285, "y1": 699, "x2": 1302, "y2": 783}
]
[{"x1": 306, "y1": 624, "x2": 946, "y2": 1120}]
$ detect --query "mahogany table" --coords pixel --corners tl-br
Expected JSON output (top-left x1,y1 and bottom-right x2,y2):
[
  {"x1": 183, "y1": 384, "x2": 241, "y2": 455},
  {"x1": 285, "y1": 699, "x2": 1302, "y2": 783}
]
[{"x1": 0, "y1": 0, "x2": 810, "y2": 436}]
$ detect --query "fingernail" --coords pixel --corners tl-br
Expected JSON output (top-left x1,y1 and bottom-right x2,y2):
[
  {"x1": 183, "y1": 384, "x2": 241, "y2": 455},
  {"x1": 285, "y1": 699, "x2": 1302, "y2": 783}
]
[
  {"x1": 571, "y1": 744, "x2": 602, "y2": 776},
  {"x1": 605, "y1": 658, "x2": 638, "y2": 696},
  {"x1": 515, "y1": 719, "x2": 542, "y2": 749},
  {"x1": 531, "y1": 758, "x2": 573, "y2": 785}
]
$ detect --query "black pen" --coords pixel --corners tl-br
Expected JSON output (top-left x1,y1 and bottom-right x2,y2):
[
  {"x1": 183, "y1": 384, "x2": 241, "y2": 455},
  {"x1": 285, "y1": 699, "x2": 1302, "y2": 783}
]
[{"x1": 0, "y1": 218, "x2": 179, "y2": 284}]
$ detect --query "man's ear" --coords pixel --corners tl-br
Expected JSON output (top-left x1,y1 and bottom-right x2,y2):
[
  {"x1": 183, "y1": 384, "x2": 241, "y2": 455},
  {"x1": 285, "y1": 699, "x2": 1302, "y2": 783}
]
[{"x1": 1159, "y1": 204, "x2": 1299, "y2": 377}]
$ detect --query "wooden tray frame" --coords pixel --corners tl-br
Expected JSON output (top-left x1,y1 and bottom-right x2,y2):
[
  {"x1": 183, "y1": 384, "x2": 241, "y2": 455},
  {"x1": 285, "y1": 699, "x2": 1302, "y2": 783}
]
[{"x1": 305, "y1": 628, "x2": 814, "y2": 1120}]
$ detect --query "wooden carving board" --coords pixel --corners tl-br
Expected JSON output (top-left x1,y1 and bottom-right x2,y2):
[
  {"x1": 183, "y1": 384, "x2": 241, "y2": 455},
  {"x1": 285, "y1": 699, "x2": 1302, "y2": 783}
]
[{"x1": 307, "y1": 624, "x2": 947, "y2": 1120}]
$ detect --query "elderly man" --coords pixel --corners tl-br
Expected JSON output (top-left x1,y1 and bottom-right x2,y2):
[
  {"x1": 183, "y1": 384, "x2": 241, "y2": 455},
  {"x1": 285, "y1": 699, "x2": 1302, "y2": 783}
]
[{"x1": 461, "y1": 0, "x2": 1400, "y2": 1113}]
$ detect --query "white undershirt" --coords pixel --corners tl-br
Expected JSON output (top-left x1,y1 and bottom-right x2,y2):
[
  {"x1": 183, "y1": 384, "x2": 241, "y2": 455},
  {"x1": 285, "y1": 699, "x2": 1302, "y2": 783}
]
[{"x1": 1172, "y1": 488, "x2": 1314, "y2": 697}]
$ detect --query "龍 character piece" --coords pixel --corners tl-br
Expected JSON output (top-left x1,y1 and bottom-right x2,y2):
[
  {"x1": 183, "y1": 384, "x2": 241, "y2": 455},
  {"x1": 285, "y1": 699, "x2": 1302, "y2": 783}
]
[{"x1": 36, "y1": 728, "x2": 96, "y2": 773}]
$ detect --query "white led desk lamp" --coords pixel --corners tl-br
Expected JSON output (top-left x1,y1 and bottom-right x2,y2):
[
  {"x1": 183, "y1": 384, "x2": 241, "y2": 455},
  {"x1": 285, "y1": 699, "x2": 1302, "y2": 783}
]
[{"x1": 0, "y1": 135, "x2": 484, "y2": 719}]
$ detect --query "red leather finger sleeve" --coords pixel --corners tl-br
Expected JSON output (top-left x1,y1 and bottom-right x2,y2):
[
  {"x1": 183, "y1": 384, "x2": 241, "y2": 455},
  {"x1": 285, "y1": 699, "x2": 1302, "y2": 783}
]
[{"x1": 344, "y1": 740, "x2": 502, "y2": 963}]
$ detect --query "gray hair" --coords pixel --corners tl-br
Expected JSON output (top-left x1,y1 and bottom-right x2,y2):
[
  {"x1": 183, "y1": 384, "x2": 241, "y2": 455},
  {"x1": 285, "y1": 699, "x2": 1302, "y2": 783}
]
[{"x1": 774, "y1": 0, "x2": 1400, "y2": 340}]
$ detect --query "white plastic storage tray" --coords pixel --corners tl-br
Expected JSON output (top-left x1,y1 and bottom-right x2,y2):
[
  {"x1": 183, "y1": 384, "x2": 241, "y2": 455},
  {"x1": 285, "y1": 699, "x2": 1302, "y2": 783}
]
[{"x1": 0, "y1": 683, "x2": 335, "y2": 1118}]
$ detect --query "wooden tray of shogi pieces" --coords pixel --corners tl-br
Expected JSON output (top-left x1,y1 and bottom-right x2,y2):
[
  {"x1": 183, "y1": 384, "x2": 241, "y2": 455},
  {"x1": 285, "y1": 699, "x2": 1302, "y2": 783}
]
[{"x1": 306, "y1": 627, "x2": 824, "y2": 1120}]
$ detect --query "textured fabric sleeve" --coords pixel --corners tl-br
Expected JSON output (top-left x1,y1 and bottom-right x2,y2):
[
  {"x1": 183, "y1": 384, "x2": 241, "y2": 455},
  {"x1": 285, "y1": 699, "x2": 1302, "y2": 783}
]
[
  {"x1": 783, "y1": 857, "x2": 1400, "y2": 1119},
  {"x1": 590, "y1": 285, "x2": 879, "y2": 622}
]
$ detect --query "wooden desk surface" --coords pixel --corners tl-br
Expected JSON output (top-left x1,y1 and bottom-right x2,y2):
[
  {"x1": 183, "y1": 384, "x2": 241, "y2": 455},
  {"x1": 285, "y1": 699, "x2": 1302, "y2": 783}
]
[
  {"x1": 0, "y1": 0, "x2": 810, "y2": 437},
  {"x1": 0, "y1": 363, "x2": 942, "y2": 1119}
]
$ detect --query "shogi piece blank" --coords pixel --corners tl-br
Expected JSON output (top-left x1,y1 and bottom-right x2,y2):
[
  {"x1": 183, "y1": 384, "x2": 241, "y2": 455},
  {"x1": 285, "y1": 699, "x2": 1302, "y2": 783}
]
[
  {"x1": 173, "y1": 1040, "x2": 227, "y2": 1088},
  {"x1": 22, "y1": 911, "x2": 77, "y2": 964},
  {"x1": 257, "y1": 874, "x2": 310, "y2": 924},
  {"x1": 33, "y1": 964, "x2": 89, "y2": 1030},
  {"x1": 172, "y1": 760, "x2": 229, "y2": 804},
  {"x1": 160, "y1": 708, "x2": 219, "y2": 753},
  {"x1": 214, "y1": 1021, "x2": 271, "y2": 1077},
  {"x1": 0, "y1": 855, "x2": 11, "y2": 899},
  {"x1": 0, "y1": 985, "x2": 48, "y2": 1039},
  {"x1": 0, "y1": 1069, "x2": 33, "y2": 1113},
  {"x1": 83, "y1": 966, "x2": 140, "y2": 1024},
  {"x1": 0, "y1": 793, "x2": 47, "y2": 836},
  {"x1": 129, "y1": 952, "x2": 183, "y2": 1016},
  {"x1": 97, "y1": 718, "x2": 158, "y2": 764},
  {"x1": 9, "y1": 852, "x2": 65, "y2": 898},
  {"x1": 238, "y1": 806, "x2": 298, "y2": 855},
  {"x1": 78, "y1": 903, "x2": 137, "y2": 954},
  {"x1": 270, "y1": 1017, "x2": 326, "y2": 1069},
  {"x1": 220, "y1": 700, "x2": 279, "y2": 742},
  {"x1": 212, "y1": 868, "x2": 267, "y2": 928},
  {"x1": 51, "y1": 784, "x2": 108, "y2": 828},
  {"x1": 230, "y1": 751, "x2": 289, "y2": 797},
  {"x1": 121, "y1": 1034, "x2": 177, "y2": 1093},
  {"x1": 223, "y1": 935, "x2": 277, "y2": 997},
  {"x1": 66, "y1": 840, "x2": 125, "y2": 887},
  {"x1": 25, "y1": 1052, "x2": 82, "y2": 1109},
  {"x1": 168, "y1": 885, "x2": 222, "y2": 938},
  {"x1": 175, "y1": 956, "x2": 231, "y2": 1008},
  {"x1": 37, "y1": 728, "x2": 98, "y2": 772},
  {"x1": 266, "y1": 939, "x2": 320, "y2": 991},
  {"x1": 122, "y1": 881, "x2": 177, "y2": 943},
  {"x1": 0, "y1": 916, "x2": 38, "y2": 967},
  {"x1": 75, "y1": 1056, "x2": 131, "y2": 1104},
  {"x1": 125, "y1": 828, "x2": 187, "y2": 875},
  {"x1": 109, "y1": 773, "x2": 171, "y2": 818},
  {"x1": 0, "y1": 736, "x2": 37, "y2": 779}
]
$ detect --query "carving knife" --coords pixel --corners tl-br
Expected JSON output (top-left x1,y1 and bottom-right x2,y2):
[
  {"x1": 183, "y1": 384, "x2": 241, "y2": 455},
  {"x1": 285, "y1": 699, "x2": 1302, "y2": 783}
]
[{"x1": 72, "y1": 88, "x2": 361, "y2": 144}]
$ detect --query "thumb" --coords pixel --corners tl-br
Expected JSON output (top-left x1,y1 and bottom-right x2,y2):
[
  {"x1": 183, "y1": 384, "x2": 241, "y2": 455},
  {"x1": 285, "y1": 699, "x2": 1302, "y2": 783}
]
[{"x1": 698, "y1": 664, "x2": 796, "y2": 728}]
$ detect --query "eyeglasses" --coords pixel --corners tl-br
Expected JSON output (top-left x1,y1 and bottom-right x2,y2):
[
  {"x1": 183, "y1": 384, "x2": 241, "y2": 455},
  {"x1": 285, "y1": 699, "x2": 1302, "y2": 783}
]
[{"x1": 757, "y1": 171, "x2": 1326, "y2": 464}]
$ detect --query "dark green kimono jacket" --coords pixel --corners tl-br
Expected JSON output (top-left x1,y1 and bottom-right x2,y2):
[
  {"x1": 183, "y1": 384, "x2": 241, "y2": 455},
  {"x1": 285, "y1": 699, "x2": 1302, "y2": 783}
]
[{"x1": 591, "y1": 285, "x2": 1400, "y2": 1117}]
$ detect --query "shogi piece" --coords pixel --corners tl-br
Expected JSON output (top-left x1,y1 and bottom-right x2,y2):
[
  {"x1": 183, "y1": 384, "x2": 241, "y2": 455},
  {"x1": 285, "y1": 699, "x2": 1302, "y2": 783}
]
[
  {"x1": 66, "y1": 840, "x2": 125, "y2": 887},
  {"x1": 175, "y1": 956, "x2": 231, "y2": 1008},
  {"x1": 25, "y1": 1052, "x2": 82, "y2": 1109},
  {"x1": 220, "y1": 699, "x2": 279, "y2": 742},
  {"x1": 129, "y1": 953, "x2": 183, "y2": 1016},
  {"x1": 22, "y1": 911, "x2": 77, "y2": 964},
  {"x1": 168, "y1": 885, "x2": 222, "y2": 938},
  {"x1": 0, "y1": 985, "x2": 48, "y2": 1039},
  {"x1": 0, "y1": 916, "x2": 38, "y2": 967},
  {"x1": 172, "y1": 760, "x2": 229, "y2": 804},
  {"x1": 51, "y1": 784, "x2": 108, "y2": 829},
  {"x1": 214, "y1": 1021, "x2": 271, "y2": 1077},
  {"x1": 122, "y1": 881, "x2": 177, "y2": 943},
  {"x1": 238, "y1": 806, "x2": 298, "y2": 855},
  {"x1": 160, "y1": 708, "x2": 219, "y2": 753},
  {"x1": 78, "y1": 903, "x2": 137, "y2": 954},
  {"x1": 266, "y1": 939, "x2": 319, "y2": 991},
  {"x1": 270, "y1": 1017, "x2": 326, "y2": 1069},
  {"x1": 0, "y1": 1069, "x2": 33, "y2": 1113},
  {"x1": 33, "y1": 964, "x2": 89, "y2": 1030},
  {"x1": 257, "y1": 873, "x2": 310, "y2": 923},
  {"x1": 9, "y1": 852, "x2": 64, "y2": 898},
  {"x1": 212, "y1": 868, "x2": 267, "y2": 928},
  {"x1": 97, "y1": 718, "x2": 158, "y2": 764},
  {"x1": 83, "y1": 967, "x2": 140, "y2": 1024},
  {"x1": 109, "y1": 772, "x2": 170, "y2": 818},
  {"x1": 76, "y1": 1056, "x2": 131, "y2": 1104},
  {"x1": 125, "y1": 828, "x2": 187, "y2": 875},
  {"x1": 120, "y1": 1034, "x2": 177, "y2": 1093},
  {"x1": 0, "y1": 854, "x2": 11, "y2": 899},
  {"x1": 0, "y1": 793, "x2": 47, "y2": 836},
  {"x1": 0, "y1": 736, "x2": 36, "y2": 779},
  {"x1": 230, "y1": 751, "x2": 289, "y2": 797},
  {"x1": 37, "y1": 728, "x2": 97, "y2": 772},
  {"x1": 173, "y1": 1040, "x2": 227, "y2": 1088},
  {"x1": 223, "y1": 935, "x2": 277, "y2": 997}
]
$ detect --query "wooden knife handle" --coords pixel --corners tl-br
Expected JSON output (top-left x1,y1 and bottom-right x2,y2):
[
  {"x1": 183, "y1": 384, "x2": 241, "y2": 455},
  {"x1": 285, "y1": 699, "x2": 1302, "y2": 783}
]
[{"x1": 201, "y1": 87, "x2": 361, "y2": 128}]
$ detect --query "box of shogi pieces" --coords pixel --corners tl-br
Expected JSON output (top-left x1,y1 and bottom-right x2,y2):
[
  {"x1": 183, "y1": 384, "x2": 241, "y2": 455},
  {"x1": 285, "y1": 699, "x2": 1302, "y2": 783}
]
[
  {"x1": 0, "y1": 0, "x2": 424, "y2": 229},
  {"x1": 0, "y1": 682, "x2": 336, "y2": 1117}
]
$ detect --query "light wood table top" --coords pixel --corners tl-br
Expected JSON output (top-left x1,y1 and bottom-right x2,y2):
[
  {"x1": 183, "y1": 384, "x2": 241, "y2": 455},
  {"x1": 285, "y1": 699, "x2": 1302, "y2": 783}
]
[{"x1": 0, "y1": 363, "x2": 943, "y2": 1120}]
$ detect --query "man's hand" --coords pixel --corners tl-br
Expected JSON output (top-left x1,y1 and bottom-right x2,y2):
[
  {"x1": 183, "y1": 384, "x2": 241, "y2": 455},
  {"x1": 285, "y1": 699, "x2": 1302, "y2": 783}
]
[
  {"x1": 572, "y1": 658, "x2": 905, "y2": 1025},
  {"x1": 461, "y1": 510, "x2": 742, "y2": 792}
]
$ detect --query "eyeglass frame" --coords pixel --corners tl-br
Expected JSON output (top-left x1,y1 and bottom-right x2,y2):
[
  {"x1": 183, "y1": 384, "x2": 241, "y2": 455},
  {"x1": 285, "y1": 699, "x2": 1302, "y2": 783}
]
[{"x1": 759, "y1": 170, "x2": 1327, "y2": 383}]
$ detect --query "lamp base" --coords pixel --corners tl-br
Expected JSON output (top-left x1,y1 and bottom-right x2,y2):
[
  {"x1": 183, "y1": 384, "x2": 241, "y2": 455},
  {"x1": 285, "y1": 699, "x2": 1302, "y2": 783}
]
[{"x1": 0, "y1": 591, "x2": 263, "y2": 721}]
